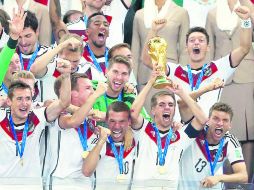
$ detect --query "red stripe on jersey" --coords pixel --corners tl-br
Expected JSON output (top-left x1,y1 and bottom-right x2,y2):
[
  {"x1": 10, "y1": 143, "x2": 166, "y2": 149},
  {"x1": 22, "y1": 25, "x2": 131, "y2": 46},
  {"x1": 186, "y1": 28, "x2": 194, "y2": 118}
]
[
  {"x1": 196, "y1": 132, "x2": 228, "y2": 162},
  {"x1": 0, "y1": 112, "x2": 40, "y2": 141},
  {"x1": 105, "y1": 140, "x2": 135, "y2": 158},
  {"x1": 174, "y1": 63, "x2": 218, "y2": 86},
  {"x1": 69, "y1": 30, "x2": 88, "y2": 42},
  {"x1": 145, "y1": 122, "x2": 180, "y2": 148},
  {"x1": 53, "y1": 68, "x2": 61, "y2": 78},
  {"x1": 75, "y1": 120, "x2": 96, "y2": 139}
]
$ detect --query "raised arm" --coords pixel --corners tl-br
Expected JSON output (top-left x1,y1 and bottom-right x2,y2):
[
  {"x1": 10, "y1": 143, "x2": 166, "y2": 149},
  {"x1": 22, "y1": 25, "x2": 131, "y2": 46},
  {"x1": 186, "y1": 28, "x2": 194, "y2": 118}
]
[
  {"x1": 30, "y1": 37, "x2": 82, "y2": 78},
  {"x1": 0, "y1": 8, "x2": 26, "y2": 83},
  {"x1": 166, "y1": 83, "x2": 208, "y2": 130},
  {"x1": 142, "y1": 19, "x2": 167, "y2": 70},
  {"x1": 82, "y1": 126, "x2": 111, "y2": 177},
  {"x1": 59, "y1": 82, "x2": 107, "y2": 129},
  {"x1": 231, "y1": 5, "x2": 252, "y2": 67},
  {"x1": 131, "y1": 71, "x2": 158, "y2": 129},
  {"x1": 178, "y1": 78, "x2": 224, "y2": 122},
  {"x1": 46, "y1": 60, "x2": 71, "y2": 122}
]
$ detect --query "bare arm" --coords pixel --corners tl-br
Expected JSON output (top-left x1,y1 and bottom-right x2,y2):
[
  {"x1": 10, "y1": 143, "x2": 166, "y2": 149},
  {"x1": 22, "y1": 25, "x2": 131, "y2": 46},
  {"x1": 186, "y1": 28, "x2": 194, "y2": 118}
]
[
  {"x1": 131, "y1": 71, "x2": 158, "y2": 129},
  {"x1": 30, "y1": 37, "x2": 82, "y2": 78},
  {"x1": 201, "y1": 162, "x2": 248, "y2": 188},
  {"x1": 82, "y1": 127, "x2": 111, "y2": 177},
  {"x1": 59, "y1": 82, "x2": 107, "y2": 129},
  {"x1": 46, "y1": 62, "x2": 71, "y2": 122},
  {"x1": 49, "y1": 0, "x2": 68, "y2": 41},
  {"x1": 231, "y1": 6, "x2": 252, "y2": 67},
  {"x1": 178, "y1": 78, "x2": 224, "y2": 123}
]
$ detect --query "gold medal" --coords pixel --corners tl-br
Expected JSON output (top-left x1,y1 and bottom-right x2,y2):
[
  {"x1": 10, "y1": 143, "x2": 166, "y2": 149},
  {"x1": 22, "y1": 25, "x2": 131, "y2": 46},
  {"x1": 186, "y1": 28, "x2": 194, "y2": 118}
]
[
  {"x1": 157, "y1": 165, "x2": 167, "y2": 175},
  {"x1": 116, "y1": 174, "x2": 126, "y2": 182},
  {"x1": 82, "y1": 151, "x2": 89, "y2": 159},
  {"x1": 20, "y1": 158, "x2": 24, "y2": 166}
]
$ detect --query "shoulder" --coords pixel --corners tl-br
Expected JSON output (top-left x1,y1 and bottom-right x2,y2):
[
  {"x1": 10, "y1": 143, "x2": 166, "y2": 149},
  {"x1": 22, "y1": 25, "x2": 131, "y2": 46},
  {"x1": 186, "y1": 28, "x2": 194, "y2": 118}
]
[{"x1": 224, "y1": 132, "x2": 241, "y2": 149}]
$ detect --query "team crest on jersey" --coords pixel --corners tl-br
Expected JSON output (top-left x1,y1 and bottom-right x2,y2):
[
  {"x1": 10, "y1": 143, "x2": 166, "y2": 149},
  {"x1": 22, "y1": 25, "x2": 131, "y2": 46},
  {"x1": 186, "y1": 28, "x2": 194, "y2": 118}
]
[
  {"x1": 171, "y1": 132, "x2": 177, "y2": 142},
  {"x1": 203, "y1": 66, "x2": 212, "y2": 77}
]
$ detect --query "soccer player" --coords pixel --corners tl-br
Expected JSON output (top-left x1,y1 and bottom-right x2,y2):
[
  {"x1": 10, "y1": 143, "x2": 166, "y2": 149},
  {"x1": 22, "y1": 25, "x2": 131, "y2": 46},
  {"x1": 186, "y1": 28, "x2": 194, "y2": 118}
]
[
  {"x1": 142, "y1": 5, "x2": 252, "y2": 116},
  {"x1": 46, "y1": 73, "x2": 107, "y2": 190},
  {"x1": 130, "y1": 74, "x2": 208, "y2": 189},
  {"x1": 179, "y1": 103, "x2": 248, "y2": 190},
  {"x1": 0, "y1": 60, "x2": 71, "y2": 178}
]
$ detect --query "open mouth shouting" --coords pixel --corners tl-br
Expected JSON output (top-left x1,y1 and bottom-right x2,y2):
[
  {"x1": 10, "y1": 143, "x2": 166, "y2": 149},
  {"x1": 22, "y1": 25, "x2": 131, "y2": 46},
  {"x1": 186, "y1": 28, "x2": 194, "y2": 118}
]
[
  {"x1": 193, "y1": 47, "x2": 200, "y2": 54},
  {"x1": 162, "y1": 113, "x2": 171, "y2": 122}
]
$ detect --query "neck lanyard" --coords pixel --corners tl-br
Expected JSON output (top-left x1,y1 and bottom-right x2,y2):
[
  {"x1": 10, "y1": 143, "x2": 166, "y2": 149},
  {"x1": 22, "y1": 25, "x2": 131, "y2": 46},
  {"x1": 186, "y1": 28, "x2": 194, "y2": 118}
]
[
  {"x1": 187, "y1": 63, "x2": 207, "y2": 91},
  {"x1": 77, "y1": 119, "x2": 88, "y2": 151},
  {"x1": 86, "y1": 44, "x2": 108, "y2": 73},
  {"x1": 19, "y1": 44, "x2": 40, "y2": 71},
  {"x1": 152, "y1": 123, "x2": 173, "y2": 166},
  {"x1": 9, "y1": 115, "x2": 29, "y2": 159},
  {"x1": 204, "y1": 137, "x2": 224, "y2": 176},
  {"x1": 108, "y1": 136, "x2": 124, "y2": 174},
  {"x1": 83, "y1": 15, "x2": 88, "y2": 27},
  {"x1": 104, "y1": 91, "x2": 123, "y2": 109},
  {"x1": 1, "y1": 83, "x2": 8, "y2": 94}
]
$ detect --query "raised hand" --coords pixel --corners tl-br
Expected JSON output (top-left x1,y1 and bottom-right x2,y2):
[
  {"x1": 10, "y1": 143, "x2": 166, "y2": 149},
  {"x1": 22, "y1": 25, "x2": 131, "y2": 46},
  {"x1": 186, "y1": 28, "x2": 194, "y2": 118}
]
[
  {"x1": 88, "y1": 109, "x2": 106, "y2": 122},
  {"x1": 205, "y1": 78, "x2": 224, "y2": 92},
  {"x1": 95, "y1": 82, "x2": 108, "y2": 97},
  {"x1": 98, "y1": 126, "x2": 111, "y2": 142},
  {"x1": 124, "y1": 82, "x2": 136, "y2": 94},
  {"x1": 151, "y1": 19, "x2": 167, "y2": 33},
  {"x1": 8, "y1": 8, "x2": 27, "y2": 40},
  {"x1": 56, "y1": 58, "x2": 71, "y2": 74},
  {"x1": 235, "y1": 5, "x2": 250, "y2": 20},
  {"x1": 61, "y1": 37, "x2": 82, "y2": 50}
]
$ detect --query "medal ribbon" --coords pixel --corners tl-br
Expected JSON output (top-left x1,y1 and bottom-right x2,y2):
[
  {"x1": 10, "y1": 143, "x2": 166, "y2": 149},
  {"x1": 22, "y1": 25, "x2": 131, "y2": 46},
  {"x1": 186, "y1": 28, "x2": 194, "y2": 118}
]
[
  {"x1": 19, "y1": 44, "x2": 40, "y2": 71},
  {"x1": 77, "y1": 119, "x2": 88, "y2": 151},
  {"x1": 204, "y1": 137, "x2": 224, "y2": 176},
  {"x1": 9, "y1": 115, "x2": 29, "y2": 159},
  {"x1": 83, "y1": 15, "x2": 88, "y2": 27},
  {"x1": 86, "y1": 44, "x2": 108, "y2": 73},
  {"x1": 1, "y1": 83, "x2": 8, "y2": 94},
  {"x1": 152, "y1": 123, "x2": 173, "y2": 166},
  {"x1": 187, "y1": 63, "x2": 207, "y2": 91},
  {"x1": 104, "y1": 90, "x2": 123, "y2": 109},
  {"x1": 108, "y1": 136, "x2": 124, "y2": 174}
]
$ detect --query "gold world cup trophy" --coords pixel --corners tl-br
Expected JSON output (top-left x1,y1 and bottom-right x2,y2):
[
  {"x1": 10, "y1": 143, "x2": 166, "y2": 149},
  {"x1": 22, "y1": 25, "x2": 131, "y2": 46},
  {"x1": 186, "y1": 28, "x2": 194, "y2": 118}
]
[{"x1": 148, "y1": 36, "x2": 172, "y2": 89}]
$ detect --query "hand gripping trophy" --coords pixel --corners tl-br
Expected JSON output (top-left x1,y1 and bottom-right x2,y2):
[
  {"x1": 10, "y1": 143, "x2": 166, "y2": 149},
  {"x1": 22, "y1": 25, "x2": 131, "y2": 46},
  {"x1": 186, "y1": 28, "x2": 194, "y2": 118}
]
[{"x1": 148, "y1": 36, "x2": 172, "y2": 89}]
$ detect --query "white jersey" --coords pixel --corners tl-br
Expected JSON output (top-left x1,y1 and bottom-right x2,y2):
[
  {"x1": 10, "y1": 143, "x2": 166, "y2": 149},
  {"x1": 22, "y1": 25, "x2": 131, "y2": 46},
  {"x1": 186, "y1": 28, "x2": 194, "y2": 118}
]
[
  {"x1": 40, "y1": 56, "x2": 85, "y2": 101},
  {"x1": 45, "y1": 116, "x2": 98, "y2": 190},
  {"x1": 179, "y1": 131, "x2": 244, "y2": 190},
  {"x1": 19, "y1": 45, "x2": 52, "y2": 102},
  {"x1": 91, "y1": 138, "x2": 136, "y2": 190},
  {"x1": 0, "y1": 107, "x2": 48, "y2": 177},
  {"x1": 167, "y1": 54, "x2": 235, "y2": 117},
  {"x1": 132, "y1": 120, "x2": 198, "y2": 189},
  {"x1": 0, "y1": 83, "x2": 8, "y2": 97}
]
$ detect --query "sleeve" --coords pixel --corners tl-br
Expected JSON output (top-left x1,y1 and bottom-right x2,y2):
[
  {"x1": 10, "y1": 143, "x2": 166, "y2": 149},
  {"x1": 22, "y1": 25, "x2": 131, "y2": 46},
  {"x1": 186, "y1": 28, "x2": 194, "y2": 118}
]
[
  {"x1": 213, "y1": 54, "x2": 236, "y2": 81},
  {"x1": 226, "y1": 136, "x2": 245, "y2": 165},
  {"x1": 0, "y1": 38, "x2": 17, "y2": 84}
]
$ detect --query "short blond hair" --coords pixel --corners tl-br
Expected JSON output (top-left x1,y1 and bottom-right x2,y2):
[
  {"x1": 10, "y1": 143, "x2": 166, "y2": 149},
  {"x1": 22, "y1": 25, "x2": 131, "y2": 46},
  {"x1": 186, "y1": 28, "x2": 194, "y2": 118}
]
[
  {"x1": 59, "y1": 33, "x2": 84, "y2": 54},
  {"x1": 11, "y1": 70, "x2": 36, "y2": 83}
]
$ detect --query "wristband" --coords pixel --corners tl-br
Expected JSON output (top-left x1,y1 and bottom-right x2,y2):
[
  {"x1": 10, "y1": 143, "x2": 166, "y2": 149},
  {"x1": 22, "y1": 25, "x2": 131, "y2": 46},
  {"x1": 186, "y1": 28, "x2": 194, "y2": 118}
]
[{"x1": 241, "y1": 18, "x2": 252, "y2": 28}]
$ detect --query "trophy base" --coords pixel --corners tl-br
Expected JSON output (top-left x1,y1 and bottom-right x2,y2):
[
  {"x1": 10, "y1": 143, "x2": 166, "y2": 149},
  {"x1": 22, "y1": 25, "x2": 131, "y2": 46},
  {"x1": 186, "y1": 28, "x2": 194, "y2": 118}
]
[{"x1": 153, "y1": 77, "x2": 172, "y2": 89}]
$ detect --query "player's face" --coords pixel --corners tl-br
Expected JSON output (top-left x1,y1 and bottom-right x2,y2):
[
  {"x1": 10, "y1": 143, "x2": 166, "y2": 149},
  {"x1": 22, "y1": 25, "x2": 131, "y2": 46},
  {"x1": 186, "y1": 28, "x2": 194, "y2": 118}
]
[
  {"x1": 59, "y1": 50, "x2": 82, "y2": 73},
  {"x1": 106, "y1": 63, "x2": 130, "y2": 95},
  {"x1": 107, "y1": 110, "x2": 131, "y2": 142},
  {"x1": 151, "y1": 95, "x2": 175, "y2": 129},
  {"x1": 76, "y1": 78, "x2": 94, "y2": 105},
  {"x1": 186, "y1": 32, "x2": 209, "y2": 63},
  {"x1": 207, "y1": 110, "x2": 231, "y2": 144},
  {"x1": 7, "y1": 88, "x2": 32, "y2": 124},
  {"x1": 87, "y1": 15, "x2": 109, "y2": 48},
  {"x1": 6, "y1": 53, "x2": 21, "y2": 80},
  {"x1": 85, "y1": 0, "x2": 106, "y2": 10},
  {"x1": 111, "y1": 47, "x2": 133, "y2": 67},
  {"x1": 18, "y1": 27, "x2": 38, "y2": 55}
]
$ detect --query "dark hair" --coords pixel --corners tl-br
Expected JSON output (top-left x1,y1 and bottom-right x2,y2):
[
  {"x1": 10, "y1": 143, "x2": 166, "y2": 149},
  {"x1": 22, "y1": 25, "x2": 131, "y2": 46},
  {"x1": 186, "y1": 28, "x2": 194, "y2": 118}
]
[
  {"x1": 106, "y1": 101, "x2": 131, "y2": 119},
  {"x1": 8, "y1": 81, "x2": 32, "y2": 100},
  {"x1": 186, "y1": 27, "x2": 209, "y2": 44},
  {"x1": 108, "y1": 43, "x2": 131, "y2": 60},
  {"x1": 63, "y1": 10, "x2": 83, "y2": 24},
  {"x1": 24, "y1": 11, "x2": 38, "y2": 32},
  {"x1": 151, "y1": 91, "x2": 176, "y2": 109},
  {"x1": 0, "y1": 9, "x2": 10, "y2": 34},
  {"x1": 86, "y1": 12, "x2": 108, "y2": 28},
  {"x1": 108, "y1": 55, "x2": 131, "y2": 74},
  {"x1": 209, "y1": 102, "x2": 233, "y2": 121}
]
